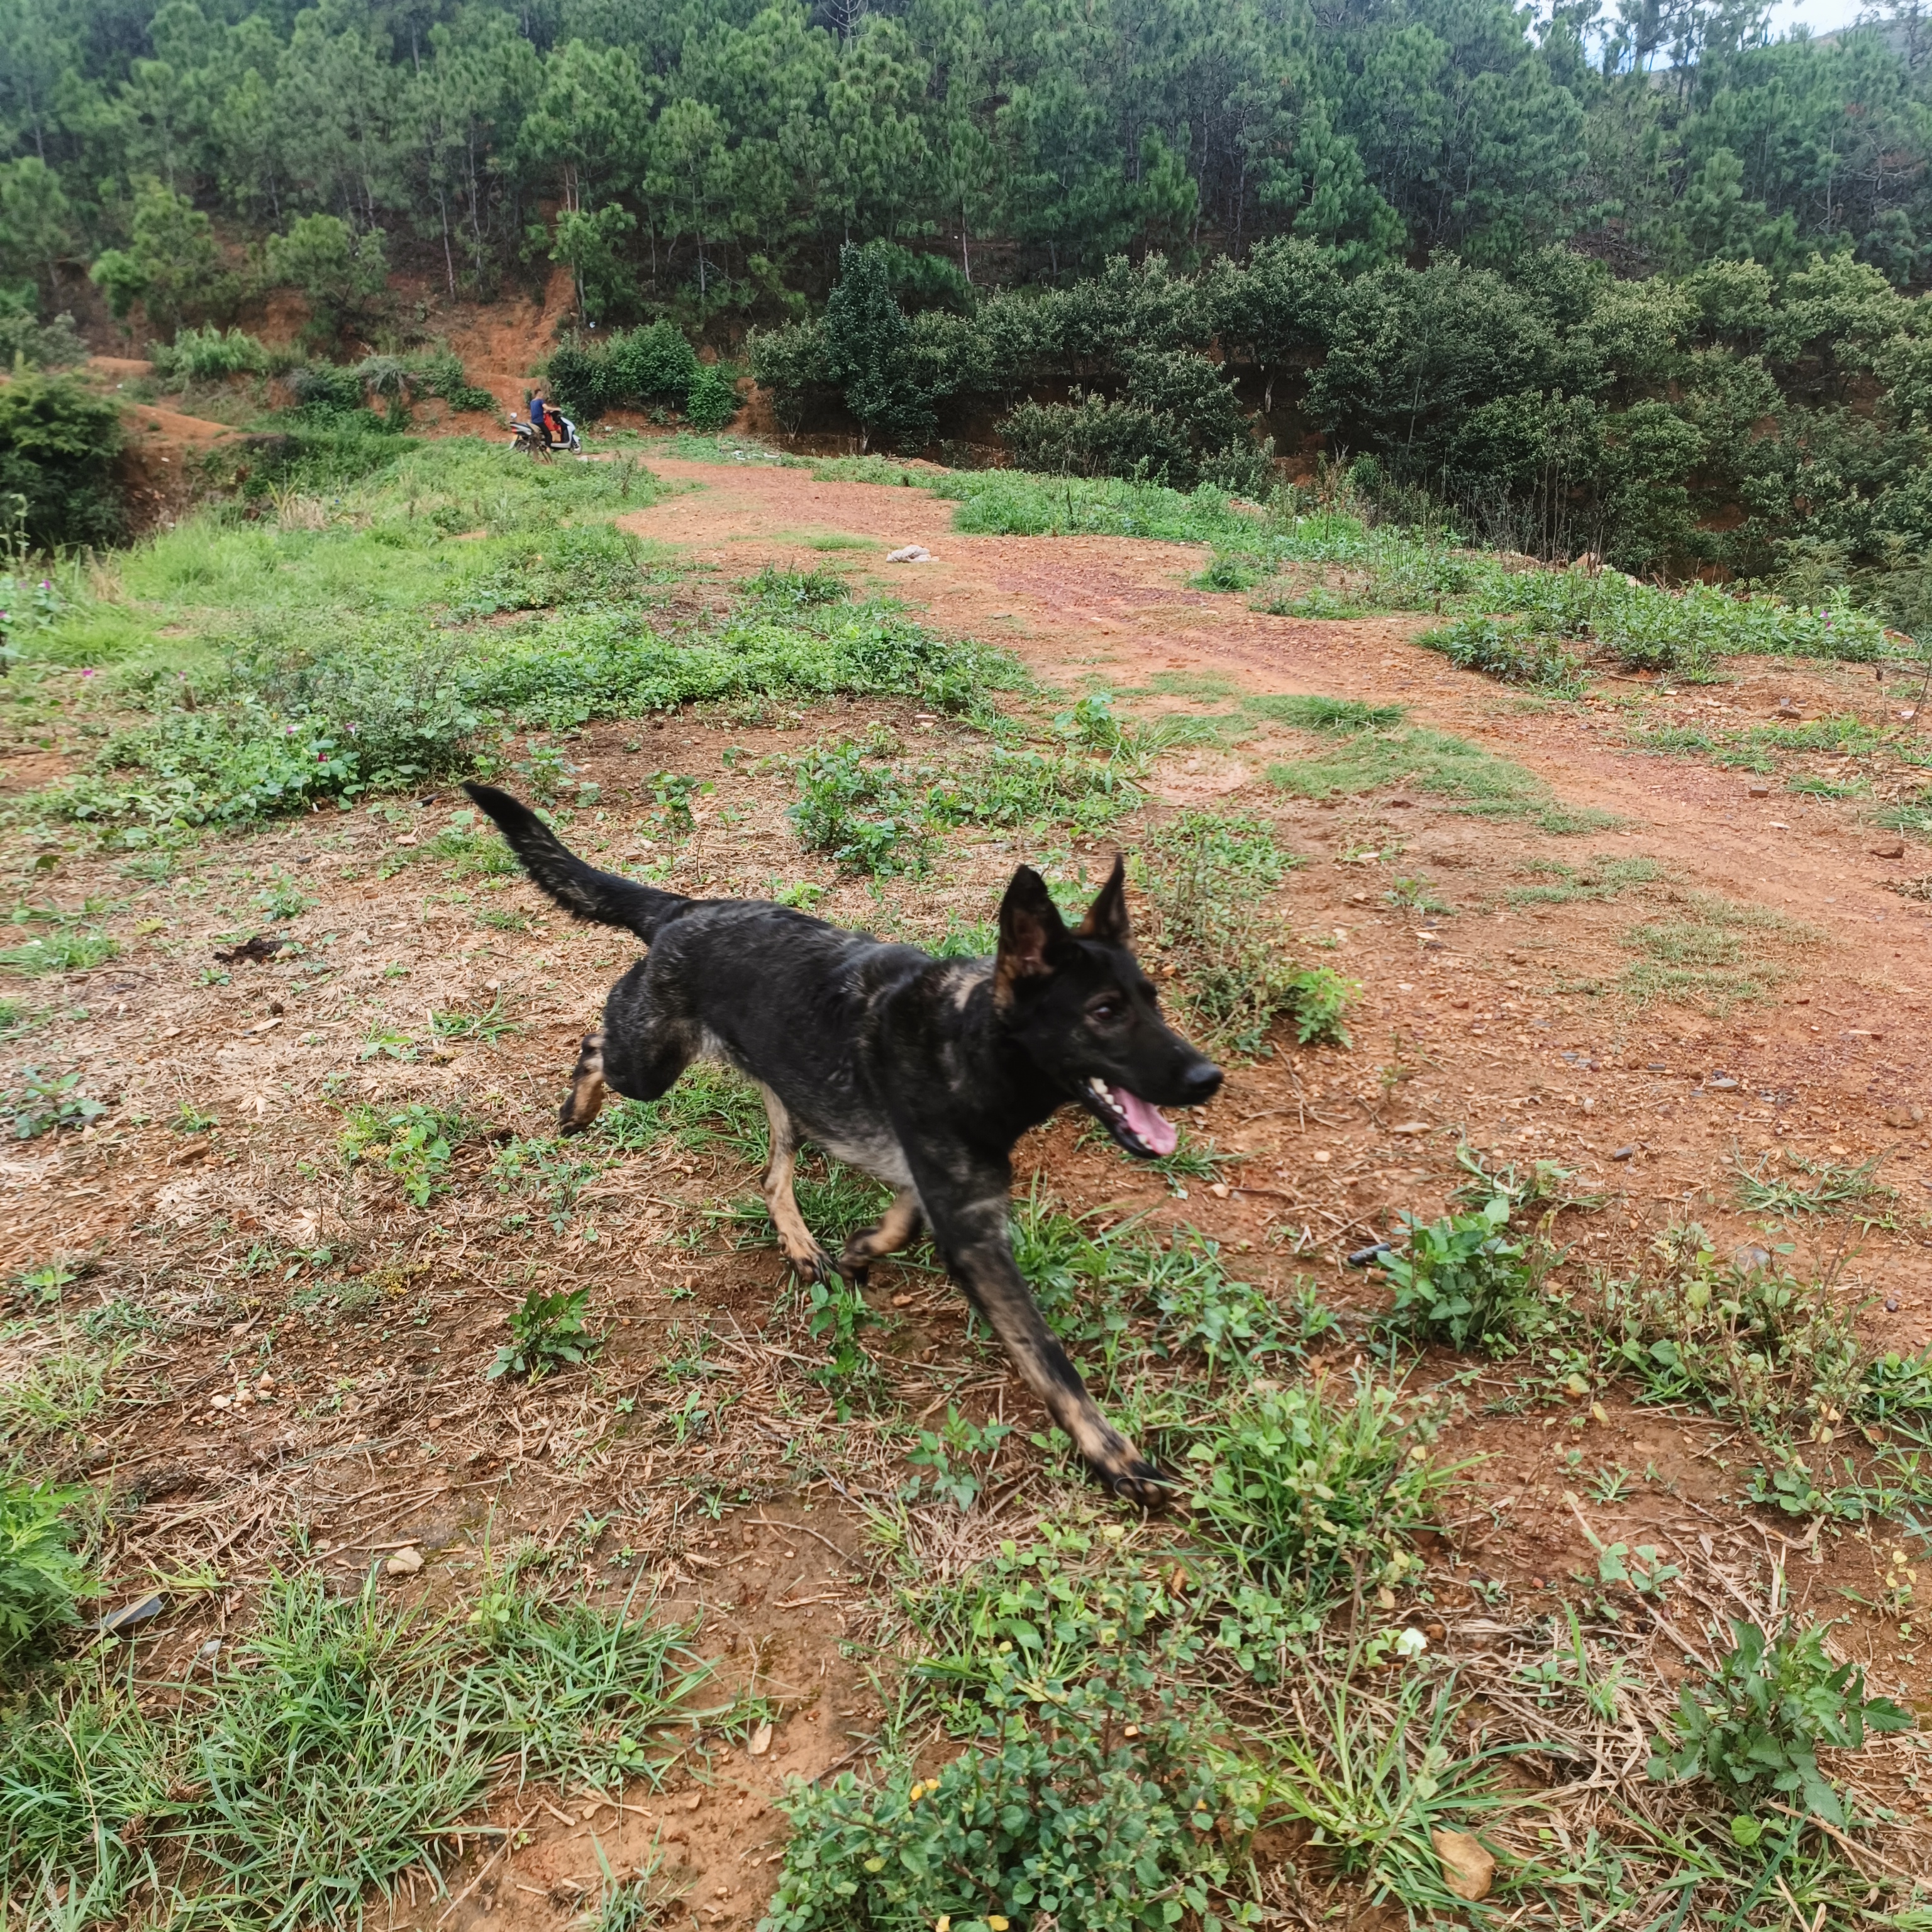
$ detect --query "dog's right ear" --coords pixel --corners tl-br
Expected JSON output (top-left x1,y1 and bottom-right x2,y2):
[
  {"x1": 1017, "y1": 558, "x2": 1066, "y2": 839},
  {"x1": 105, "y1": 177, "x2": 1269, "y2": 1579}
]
[{"x1": 994, "y1": 865, "x2": 1069, "y2": 1004}]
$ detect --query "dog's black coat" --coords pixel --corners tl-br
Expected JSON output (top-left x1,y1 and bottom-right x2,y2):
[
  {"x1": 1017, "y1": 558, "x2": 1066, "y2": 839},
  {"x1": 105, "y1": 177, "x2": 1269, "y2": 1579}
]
[{"x1": 464, "y1": 782, "x2": 1222, "y2": 1503}]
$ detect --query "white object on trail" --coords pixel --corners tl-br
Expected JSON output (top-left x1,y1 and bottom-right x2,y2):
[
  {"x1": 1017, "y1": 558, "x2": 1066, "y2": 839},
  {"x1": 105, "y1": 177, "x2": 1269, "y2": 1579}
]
[{"x1": 886, "y1": 544, "x2": 934, "y2": 562}]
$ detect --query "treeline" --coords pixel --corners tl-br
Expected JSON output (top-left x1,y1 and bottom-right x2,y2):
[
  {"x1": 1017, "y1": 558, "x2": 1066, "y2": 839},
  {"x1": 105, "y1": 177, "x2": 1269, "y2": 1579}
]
[
  {"x1": 4, "y1": 0, "x2": 1932, "y2": 335},
  {"x1": 741, "y1": 240, "x2": 1932, "y2": 606}
]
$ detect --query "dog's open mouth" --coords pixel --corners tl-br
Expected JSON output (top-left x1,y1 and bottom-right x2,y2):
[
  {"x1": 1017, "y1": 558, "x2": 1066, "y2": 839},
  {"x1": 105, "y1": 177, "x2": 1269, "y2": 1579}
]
[{"x1": 1085, "y1": 1077, "x2": 1179, "y2": 1158}]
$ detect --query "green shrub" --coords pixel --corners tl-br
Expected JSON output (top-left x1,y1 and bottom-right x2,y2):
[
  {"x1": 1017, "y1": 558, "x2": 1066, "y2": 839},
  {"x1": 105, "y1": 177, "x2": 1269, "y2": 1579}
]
[
  {"x1": 609, "y1": 321, "x2": 701, "y2": 404},
  {"x1": 765, "y1": 1567, "x2": 1267, "y2": 1932},
  {"x1": 150, "y1": 325, "x2": 270, "y2": 388},
  {"x1": 0, "y1": 374, "x2": 125, "y2": 550},
  {"x1": 0, "y1": 1470, "x2": 91, "y2": 1663},
  {"x1": 1379, "y1": 1195, "x2": 1550, "y2": 1352},
  {"x1": 682, "y1": 364, "x2": 739, "y2": 431},
  {"x1": 1649, "y1": 1618, "x2": 1909, "y2": 1827},
  {"x1": 999, "y1": 391, "x2": 1194, "y2": 486}
]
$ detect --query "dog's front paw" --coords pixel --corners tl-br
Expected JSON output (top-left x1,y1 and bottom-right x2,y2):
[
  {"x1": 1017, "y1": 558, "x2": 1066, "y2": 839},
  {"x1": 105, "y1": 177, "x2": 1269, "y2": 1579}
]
[
  {"x1": 1101, "y1": 1457, "x2": 1180, "y2": 1514},
  {"x1": 780, "y1": 1240, "x2": 839, "y2": 1286}
]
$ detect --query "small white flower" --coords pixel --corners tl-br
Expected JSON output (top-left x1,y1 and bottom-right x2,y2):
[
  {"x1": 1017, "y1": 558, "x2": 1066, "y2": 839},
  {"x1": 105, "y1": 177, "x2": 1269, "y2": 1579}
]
[{"x1": 1394, "y1": 1626, "x2": 1429, "y2": 1659}]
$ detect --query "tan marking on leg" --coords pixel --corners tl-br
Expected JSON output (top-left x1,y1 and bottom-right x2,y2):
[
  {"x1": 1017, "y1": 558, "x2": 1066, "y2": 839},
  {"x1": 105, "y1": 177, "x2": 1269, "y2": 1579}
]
[
  {"x1": 760, "y1": 1085, "x2": 832, "y2": 1279},
  {"x1": 558, "y1": 1031, "x2": 608, "y2": 1135},
  {"x1": 838, "y1": 1189, "x2": 921, "y2": 1274}
]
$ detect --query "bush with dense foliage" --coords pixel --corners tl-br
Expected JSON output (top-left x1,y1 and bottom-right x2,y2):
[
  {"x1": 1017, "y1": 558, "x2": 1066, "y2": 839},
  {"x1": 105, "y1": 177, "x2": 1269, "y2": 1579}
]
[{"x1": 0, "y1": 374, "x2": 126, "y2": 549}]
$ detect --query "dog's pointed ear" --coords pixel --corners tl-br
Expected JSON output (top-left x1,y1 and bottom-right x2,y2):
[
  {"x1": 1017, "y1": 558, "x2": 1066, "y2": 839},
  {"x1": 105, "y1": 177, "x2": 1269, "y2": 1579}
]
[
  {"x1": 994, "y1": 865, "x2": 1069, "y2": 1002},
  {"x1": 1075, "y1": 854, "x2": 1131, "y2": 948}
]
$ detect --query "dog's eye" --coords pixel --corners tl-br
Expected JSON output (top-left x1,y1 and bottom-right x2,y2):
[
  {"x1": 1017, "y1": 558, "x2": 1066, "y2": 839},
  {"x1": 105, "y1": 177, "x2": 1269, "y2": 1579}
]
[{"x1": 1088, "y1": 997, "x2": 1123, "y2": 1023}]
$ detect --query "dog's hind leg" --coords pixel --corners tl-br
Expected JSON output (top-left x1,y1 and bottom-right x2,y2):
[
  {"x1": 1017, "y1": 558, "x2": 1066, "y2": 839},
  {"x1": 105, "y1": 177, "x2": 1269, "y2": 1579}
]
[
  {"x1": 558, "y1": 1031, "x2": 608, "y2": 1135},
  {"x1": 758, "y1": 1085, "x2": 837, "y2": 1284},
  {"x1": 836, "y1": 1190, "x2": 921, "y2": 1283}
]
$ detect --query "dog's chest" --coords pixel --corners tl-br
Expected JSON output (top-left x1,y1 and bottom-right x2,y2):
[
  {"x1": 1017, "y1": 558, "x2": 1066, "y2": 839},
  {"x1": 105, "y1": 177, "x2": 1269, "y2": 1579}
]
[{"x1": 816, "y1": 1125, "x2": 914, "y2": 1191}]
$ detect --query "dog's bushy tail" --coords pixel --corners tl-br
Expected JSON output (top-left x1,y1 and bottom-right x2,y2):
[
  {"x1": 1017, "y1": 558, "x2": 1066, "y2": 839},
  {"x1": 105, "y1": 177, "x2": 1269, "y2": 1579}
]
[{"x1": 464, "y1": 782, "x2": 689, "y2": 942}]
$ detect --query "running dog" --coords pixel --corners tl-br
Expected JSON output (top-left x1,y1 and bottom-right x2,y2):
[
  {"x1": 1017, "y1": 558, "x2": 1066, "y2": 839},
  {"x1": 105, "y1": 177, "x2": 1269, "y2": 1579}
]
[{"x1": 464, "y1": 782, "x2": 1223, "y2": 1504}]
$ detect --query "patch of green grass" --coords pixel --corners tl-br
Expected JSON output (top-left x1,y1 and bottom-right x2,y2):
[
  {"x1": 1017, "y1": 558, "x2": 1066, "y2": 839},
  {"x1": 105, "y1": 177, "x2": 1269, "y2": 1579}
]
[
  {"x1": 1620, "y1": 891, "x2": 1823, "y2": 1013},
  {"x1": 1193, "y1": 553, "x2": 1260, "y2": 591},
  {"x1": 0, "y1": 1574, "x2": 710, "y2": 1929},
  {"x1": 0, "y1": 928, "x2": 119, "y2": 974},
  {"x1": 0, "y1": 1341, "x2": 119, "y2": 1448},
  {"x1": 1252, "y1": 582, "x2": 1374, "y2": 619},
  {"x1": 940, "y1": 472, "x2": 1269, "y2": 543},
  {"x1": 1268, "y1": 721, "x2": 1615, "y2": 833},
  {"x1": 27, "y1": 441, "x2": 1023, "y2": 833},
  {"x1": 1507, "y1": 853, "x2": 1662, "y2": 904},
  {"x1": 1137, "y1": 809, "x2": 1352, "y2": 1055},
  {"x1": 601, "y1": 1063, "x2": 767, "y2": 1163},
  {"x1": 429, "y1": 996, "x2": 521, "y2": 1045},
  {"x1": 1245, "y1": 693, "x2": 1406, "y2": 732}
]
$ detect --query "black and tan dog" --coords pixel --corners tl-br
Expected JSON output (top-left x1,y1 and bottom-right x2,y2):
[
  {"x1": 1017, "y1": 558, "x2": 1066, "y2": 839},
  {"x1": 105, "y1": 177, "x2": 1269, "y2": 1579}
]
[{"x1": 464, "y1": 782, "x2": 1222, "y2": 1504}]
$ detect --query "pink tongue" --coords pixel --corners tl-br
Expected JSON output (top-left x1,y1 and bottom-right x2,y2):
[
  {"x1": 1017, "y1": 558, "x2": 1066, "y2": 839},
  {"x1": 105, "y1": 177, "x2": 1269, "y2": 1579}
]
[{"x1": 1114, "y1": 1087, "x2": 1178, "y2": 1156}]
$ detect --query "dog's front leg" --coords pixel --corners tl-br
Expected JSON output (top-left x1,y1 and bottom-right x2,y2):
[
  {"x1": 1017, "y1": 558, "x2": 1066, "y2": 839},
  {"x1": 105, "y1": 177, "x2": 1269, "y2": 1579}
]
[{"x1": 928, "y1": 1191, "x2": 1171, "y2": 1509}]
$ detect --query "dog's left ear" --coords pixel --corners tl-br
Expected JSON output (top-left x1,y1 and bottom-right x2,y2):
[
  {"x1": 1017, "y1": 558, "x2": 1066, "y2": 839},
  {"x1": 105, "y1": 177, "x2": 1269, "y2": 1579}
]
[
  {"x1": 1075, "y1": 854, "x2": 1131, "y2": 948},
  {"x1": 994, "y1": 865, "x2": 1070, "y2": 1002}
]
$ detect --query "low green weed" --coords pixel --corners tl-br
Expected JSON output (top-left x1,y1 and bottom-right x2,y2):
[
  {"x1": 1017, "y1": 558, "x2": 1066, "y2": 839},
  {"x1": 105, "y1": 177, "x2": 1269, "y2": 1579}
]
[
  {"x1": 941, "y1": 471, "x2": 1270, "y2": 544},
  {"x1": 488, "y1": 1286, "x2": 604, "y2": 1381},
  {"x1": 1649, "y1": 1618, "x2": 1909, "y2": 1828},
  {"x1": 787, "y1": 741, "x2": 928, "y2": 875},
  {"x1": 902, "y1": 1407, "x2": 1014, "y2": 1512},
  {"x1": 1735, "y1": 1148, "x2": 1898, "y2": 1225},
  {"x1": 765, "y1": 1545, "x2": 1269, "y2": 1932},
  {"x1": 1596, "y1": 1224, "x2": 1863, "y2": 1435},
  {"x1": 1379, "y1": 1195, "x2": 1553, "y2": 1353},
  {"x1": 4, "y1": 1066, "x2": 104, "y2": 1139},
  {"x1": 1246, "y1": 694, "x2": 1405, "y2": 732},
  {"x1": 1180, "y1": 1370, "x2": 1450, "y2": 1603},
  {"x1": 339, "y1": 1103, "x2": 466, "y2": 1206},
  {"x1": 0, "y1": 1471, "x2": 91, "y2": 1665}
]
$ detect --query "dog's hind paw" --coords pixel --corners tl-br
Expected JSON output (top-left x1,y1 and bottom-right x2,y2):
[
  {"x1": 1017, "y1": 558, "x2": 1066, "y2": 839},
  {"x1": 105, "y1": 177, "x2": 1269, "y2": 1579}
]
[{"x1": 1102, "y1": 1458, "x2": 1180, "y2": 1514}]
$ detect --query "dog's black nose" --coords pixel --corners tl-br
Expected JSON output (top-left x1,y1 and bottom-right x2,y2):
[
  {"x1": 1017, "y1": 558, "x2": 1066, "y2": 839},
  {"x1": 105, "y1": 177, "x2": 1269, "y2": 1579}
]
[{"x1": 1182, "y1": 1062, "x2": 1223, "y2": 1103}]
